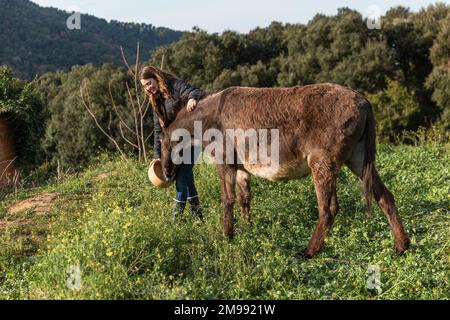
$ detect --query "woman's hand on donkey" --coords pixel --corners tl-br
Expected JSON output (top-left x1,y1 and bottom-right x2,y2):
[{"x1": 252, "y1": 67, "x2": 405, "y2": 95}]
[{"x1": 187, "y1": 98, "x2": 198, "y2": 112}]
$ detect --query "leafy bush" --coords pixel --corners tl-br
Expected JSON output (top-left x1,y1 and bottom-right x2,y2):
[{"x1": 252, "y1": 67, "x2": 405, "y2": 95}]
[
  {"x1": 366, "y1": 79, "x2": 421, "y2": 141},
  {"x1": 425, "y1": 17, "x2": 450, "y2": 131},
  {"x1": 0, "y1": 66, "x2": 46, "y2": 168},
  {"x1": 426, "y1": 67, "x2": 450, "y2": 130}
]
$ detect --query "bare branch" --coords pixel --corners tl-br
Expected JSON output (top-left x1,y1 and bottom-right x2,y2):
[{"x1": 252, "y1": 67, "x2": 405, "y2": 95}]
[
  {"x1": 108, "y1": 112, "x2": 113, "y2": 135},
  {"x1": 80, "y1": 84, "x2": 127, "y2": 159},
  {"x1": 0, "y1": 156, "x2": 17, "y2": 183},
  {"x1": 142, "y1": 96, "x2": 151, "y2": 119},
  {"x1": 160, "y1": 53, "x2": 165, "y2": 70},
  {"x1": 119, "y1": 122, "x2": 139, "y2": 149},
  {"x1": 144, "y1": 128, "x2": 154, "y2": 144},
  {"x1": 108, "y1": 82, "x2": 137, "y2": 137},
  {"x1": 120, "y1": 46, "x2": 134, "y2": 76},
  {"x1": 125, "y1": 82, "x2": 141, "y2": 161},
  {"x1": 13, "y1": 169, "x2": 21, "y2": 192}
]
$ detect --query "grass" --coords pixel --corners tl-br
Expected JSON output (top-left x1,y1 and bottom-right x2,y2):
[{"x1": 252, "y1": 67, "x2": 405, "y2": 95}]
[{"x1": 0, "y1": 143, "x2": 449, "y2": 299}]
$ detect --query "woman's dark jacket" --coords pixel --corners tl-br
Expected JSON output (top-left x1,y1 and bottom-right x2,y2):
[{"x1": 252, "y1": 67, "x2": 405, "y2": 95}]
[{"x1": 152, "y1": 79, "x2": 203, "y2": 159}]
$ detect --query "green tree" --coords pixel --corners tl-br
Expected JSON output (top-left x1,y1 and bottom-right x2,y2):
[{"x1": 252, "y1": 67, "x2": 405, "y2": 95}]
[
  {"x1": 277, "y1": 8, "x2": 377, "y2": 90},
  {"x1": 381, "y1": 4, "x2": 449, "y2": 126},
  {"x1": 366, "y1": 79, "x2": 421, "y2": 140},
  {"x1": 426, "y1": 15, "x2": 450, "y2": 130},
  {"x1": 149, "y1": 24, "x2": 284, "y2": 90},
  {"x1": 150, "y1": 29, "x2": 224, "y2": 90},
  {"x1": 330, "y1": 40, "x2": 395, "y2": 93},
  {"x1": 0, "y1": 0, "x2": 182, "y2": 79}
]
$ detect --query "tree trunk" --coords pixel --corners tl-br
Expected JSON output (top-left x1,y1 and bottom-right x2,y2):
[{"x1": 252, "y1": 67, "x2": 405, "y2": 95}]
[{"x1": 0, "y1": 114, "x2": 17, "y2": 187}]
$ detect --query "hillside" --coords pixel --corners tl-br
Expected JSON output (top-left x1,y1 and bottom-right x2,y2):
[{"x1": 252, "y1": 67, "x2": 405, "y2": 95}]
[
  {"x1": 0, "y1": 143, "x2": 448, "y2": 299},
  {"x1": 0, "y1": 0, "x2": 183, "y2": 79}
]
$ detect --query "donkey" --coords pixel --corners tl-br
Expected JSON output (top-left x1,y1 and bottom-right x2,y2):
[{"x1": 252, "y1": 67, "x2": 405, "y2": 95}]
[{"x1": 159, "y1": 83, "x2": 410, "y2": 257}]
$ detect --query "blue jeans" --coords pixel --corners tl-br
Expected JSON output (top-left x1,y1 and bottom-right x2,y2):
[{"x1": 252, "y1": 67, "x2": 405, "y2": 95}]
[
  {"x1": 175, "y1": 163, "x2": 198, "y2": 203},
  {"x1": 174, "y1": 145, "x2": 201, "y2": 203}
]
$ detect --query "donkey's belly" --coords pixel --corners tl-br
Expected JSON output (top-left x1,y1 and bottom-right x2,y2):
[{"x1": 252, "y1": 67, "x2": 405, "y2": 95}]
[{"x1": 244, "y1": 160, "x2": 311, "y2": 182}]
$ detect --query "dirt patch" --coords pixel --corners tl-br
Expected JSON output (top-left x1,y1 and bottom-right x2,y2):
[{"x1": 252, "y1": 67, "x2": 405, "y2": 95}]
[
  {"x1": 7, "y1": 192, "x2": 59, "y2": 215},
  {"x1": 94, "y1": 172, "x2": 111, "y2": 181},
  {"x1": 0, "y1": 218, "x2": 31, "y2": 229}
]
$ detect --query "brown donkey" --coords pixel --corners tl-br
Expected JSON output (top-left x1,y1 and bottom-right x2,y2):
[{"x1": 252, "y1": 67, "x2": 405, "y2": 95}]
[{"x1": 160, "y1": 83, "x2": 410, "y2": 257}]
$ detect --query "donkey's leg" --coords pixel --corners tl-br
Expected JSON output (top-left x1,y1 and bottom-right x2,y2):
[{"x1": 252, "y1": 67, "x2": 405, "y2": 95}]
[
  {"x1": 346, "y1": 153, "x2": 410, "y2": 255},
  {"x1": 216, "y1": 164, "x2": 237, "y2": 238},
  {"x1": 305, "y1": 156, "x2": 339, "y2": 258},
  {"x1": 372, "y1": 170, "x2": 410, "y2": 254},
  {"x1": 236, "y1": 169, "x2": 252, "y2": 224}
]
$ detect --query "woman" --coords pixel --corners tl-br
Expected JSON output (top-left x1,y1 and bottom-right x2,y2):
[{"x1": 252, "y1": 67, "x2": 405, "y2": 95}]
[{"x1": 140, "y1": 66, "x2": 203, "y2": 222}]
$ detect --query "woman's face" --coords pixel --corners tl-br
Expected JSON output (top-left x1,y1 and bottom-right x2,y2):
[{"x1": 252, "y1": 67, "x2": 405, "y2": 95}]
[{"x1": 141, "y1": 77, "x2": 159, "y2": 95}]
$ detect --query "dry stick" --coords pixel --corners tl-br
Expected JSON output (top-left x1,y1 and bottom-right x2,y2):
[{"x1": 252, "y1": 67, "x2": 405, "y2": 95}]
[
  {"x1": 134, "y1": 42, "x2": 148, "y2": 162},
  {"x1": 0, "y1": 156, "x2": 17, "y2": 183},
  {"x1": 145, "y1": 129, "x2": 154, "y2": 144},
  {"x1": 138, "y1": 89, "x2": 152, "y2": 147},
  {"x1": 57, "y1": 159, "x2": 61, "y2": 181},
  {"x1": 142, "y1": 95, "x2": 151, "y2": 118},
  {"x1": 13, "y1": 169, "x2": 21, "y2": 192},
  {"x1": 142, "y1": 53, "x2": 166, "y2": 158},
  {"x1": 138, "y1": 93, "x2": 147, "y2": 162},
  {"x1": 80, "y1": 85, "x2": 127, "y2": 160},
  {"x1": 120, "y1": 46, "x2": 135, "y2": 77},
  {"x1": 138, "y1": 87, "x2": 147, "y2": 163},
  {"x1": 125, "y1": 82, "x2": 141, "y2": 161},
  {"x1": 57, "y1": 160, "x2": 72, "y2": 180},
  {"x1": 119, "y1": 122, "x2": 139, "y2": 149},
  {"x1": 160, "y1": 53, "x2": 165, "y2": 71},
  {"x1": 135, "y1": 43, "x2": 148, "y2": 163},
  {"x1": 133, "y1": 42, "x2": 141, "y2": 102},
  {"x1": 121, "y1": 43, "x2": 157, "y2": 163},
  {"x1": 108, "y1": 83, "x2": 137, "y2": 138},
  {"x1": 122, "y1": 46, "x2": 143, "y2": 161},
  {"x1": 142, "y1": 92, "x2": 153, "y2": 145},
  {"x1": 107, "y1": 112, "x2": 113, "y2": 135}
]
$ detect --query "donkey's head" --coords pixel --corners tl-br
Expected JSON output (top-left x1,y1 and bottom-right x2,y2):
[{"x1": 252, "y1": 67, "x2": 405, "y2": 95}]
[
  {"x1": 160, "y1": 130, "x2": 178, "y2": 183},
  {"x1": 160, "y1": 96, "x2": 201, "y2": 182}
]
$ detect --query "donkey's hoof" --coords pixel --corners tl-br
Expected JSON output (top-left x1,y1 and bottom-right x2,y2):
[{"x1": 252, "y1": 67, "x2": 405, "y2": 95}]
[
  {"x1": 224, "y1": 232, "x2": 234, "y2": 240},
  {"x1": 303, "y1": 249, "x2": 316, "y2": 259},
  {"x1": 395, "y1": 238, "x2": 411, "y2": 255}
]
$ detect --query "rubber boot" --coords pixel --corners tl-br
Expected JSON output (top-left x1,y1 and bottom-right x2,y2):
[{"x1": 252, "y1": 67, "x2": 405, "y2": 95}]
[
  {"x1": 172, "y1": 200, "x2": 186, "y2": 222},
  {"x1": 188, "y1": 196, "x2": 203, "y2": 223}
]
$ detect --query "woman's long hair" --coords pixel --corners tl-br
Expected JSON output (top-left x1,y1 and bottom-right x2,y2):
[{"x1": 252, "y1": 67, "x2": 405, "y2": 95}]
[{"x1": 140, "y1": 66, "x2": 178, "y2": 126}]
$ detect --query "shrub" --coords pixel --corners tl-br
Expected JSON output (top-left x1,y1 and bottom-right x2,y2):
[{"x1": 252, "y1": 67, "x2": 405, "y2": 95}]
[
  {"x1": 366, "y1": 79, "x2": 421, "y2": 141},
  {"x1": 0, "y1": 66, "x2": 46, "y2": 169}
]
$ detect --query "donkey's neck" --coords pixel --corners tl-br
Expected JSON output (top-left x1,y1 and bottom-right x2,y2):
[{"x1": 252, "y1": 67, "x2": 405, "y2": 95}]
[{"x1": 167, "y1": 96, "x2": 220, "y2": 136}]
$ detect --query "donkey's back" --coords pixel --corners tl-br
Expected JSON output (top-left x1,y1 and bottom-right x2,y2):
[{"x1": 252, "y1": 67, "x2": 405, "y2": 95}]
[{"x1": 217, "y1": 84, "x2": 371, "y2": 180}]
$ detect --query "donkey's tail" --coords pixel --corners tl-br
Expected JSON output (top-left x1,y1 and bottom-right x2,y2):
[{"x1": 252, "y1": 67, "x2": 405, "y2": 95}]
[{"x1": 362, "y1": 105, "x2": 377, "y2": 216}]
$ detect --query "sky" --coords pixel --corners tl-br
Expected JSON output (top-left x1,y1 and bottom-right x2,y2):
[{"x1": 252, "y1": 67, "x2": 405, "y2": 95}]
[{"x1": 30, "y1": 0, "x2": 449, "y2": 33}]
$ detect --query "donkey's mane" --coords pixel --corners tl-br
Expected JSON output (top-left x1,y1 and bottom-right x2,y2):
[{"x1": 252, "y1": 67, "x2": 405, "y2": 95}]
[
  {"x1": 199, "y1": 89, "x2": 223, "y2": 100},
  {"x1": 177, "y1": 89, "x2": 225, "y2": 106}
]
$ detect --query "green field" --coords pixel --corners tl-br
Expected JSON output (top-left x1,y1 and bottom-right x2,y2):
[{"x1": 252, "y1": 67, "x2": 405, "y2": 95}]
[{"x1": 0, "y1": 143, "x2": 449, "y2": 299}]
